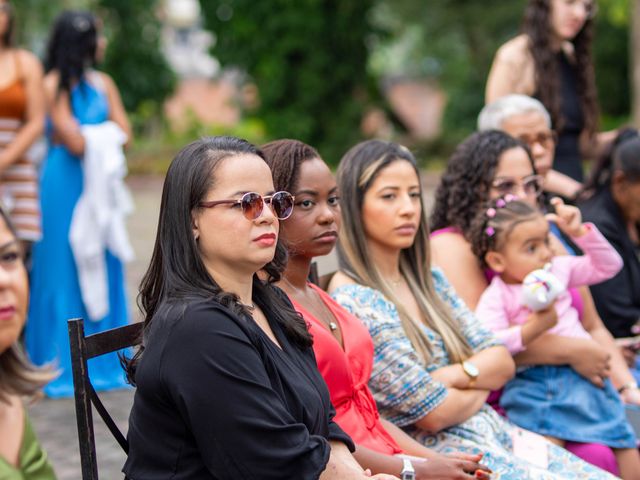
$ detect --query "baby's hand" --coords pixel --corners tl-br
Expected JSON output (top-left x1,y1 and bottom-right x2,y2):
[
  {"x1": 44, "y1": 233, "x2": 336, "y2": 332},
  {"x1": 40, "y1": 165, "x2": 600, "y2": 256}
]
[
  {"x1": 544, "y1": 197, "x2": 588, "y2": 238},
  {"x1": 531, "y1": 304, "x2": 558, "y2": 332}
]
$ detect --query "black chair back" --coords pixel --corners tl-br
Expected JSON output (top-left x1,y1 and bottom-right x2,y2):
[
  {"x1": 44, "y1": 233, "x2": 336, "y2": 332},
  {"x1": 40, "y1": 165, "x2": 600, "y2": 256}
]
[{"x1": 68, "y1": 318, "x2": 143, "y2": 480}]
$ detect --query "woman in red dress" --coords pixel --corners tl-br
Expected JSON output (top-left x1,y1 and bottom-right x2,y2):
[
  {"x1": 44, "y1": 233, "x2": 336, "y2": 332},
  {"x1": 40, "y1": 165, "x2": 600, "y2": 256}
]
[{"x1": 262, "y1": 139, "x2": 491, "y2": 480}]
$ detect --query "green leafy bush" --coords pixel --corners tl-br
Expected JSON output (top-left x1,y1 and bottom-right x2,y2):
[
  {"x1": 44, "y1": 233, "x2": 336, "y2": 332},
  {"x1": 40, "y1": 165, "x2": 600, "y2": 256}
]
[{"x1": 200, "y1": 0, "x2": 376, "y2": 164}]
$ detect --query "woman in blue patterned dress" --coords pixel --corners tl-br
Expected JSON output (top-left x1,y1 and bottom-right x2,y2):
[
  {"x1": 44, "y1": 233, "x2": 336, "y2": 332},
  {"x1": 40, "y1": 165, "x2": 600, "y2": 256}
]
[
  {"x1": 327, "y1": 139, "x2": 616, "y2": 479},
  {"x1": 26, "y1": 11, "x2": 131, "y2": 397}
]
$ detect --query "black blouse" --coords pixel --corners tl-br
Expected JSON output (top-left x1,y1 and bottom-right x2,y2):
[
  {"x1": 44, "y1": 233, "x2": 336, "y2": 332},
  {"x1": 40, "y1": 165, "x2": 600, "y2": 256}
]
[
  {"x1": 536, "y1": 52, "x2": 586, "y2": 182},
  {"x1": 580, "y1": 188, "x2": 640, "y2": 337},
  {"x1": 123, "y1": 295, "x2": 353, "y2": 479}
]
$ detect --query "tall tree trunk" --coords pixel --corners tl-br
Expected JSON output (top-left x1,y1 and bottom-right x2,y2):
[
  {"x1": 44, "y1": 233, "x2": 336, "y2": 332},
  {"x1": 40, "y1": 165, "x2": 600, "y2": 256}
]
[{"x1": 632, "y1": 0, "x2": 640, "y2": 126}]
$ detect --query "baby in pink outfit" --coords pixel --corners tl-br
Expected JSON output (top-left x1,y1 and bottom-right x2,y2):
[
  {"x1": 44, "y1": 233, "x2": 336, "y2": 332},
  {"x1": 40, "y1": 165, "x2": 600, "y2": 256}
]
[
  {"x1": 475, "y1": 213, "x2": 621, "y2": 355},
  {"x1": 468, "y1": 196, "x2": 638, "y2": 475}
]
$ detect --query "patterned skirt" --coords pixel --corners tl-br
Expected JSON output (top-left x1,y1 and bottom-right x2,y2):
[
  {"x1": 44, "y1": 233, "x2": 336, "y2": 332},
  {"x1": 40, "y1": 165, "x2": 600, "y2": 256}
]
[{"x1": 407, "y1": 405, "x2": 617, "y2": 479}]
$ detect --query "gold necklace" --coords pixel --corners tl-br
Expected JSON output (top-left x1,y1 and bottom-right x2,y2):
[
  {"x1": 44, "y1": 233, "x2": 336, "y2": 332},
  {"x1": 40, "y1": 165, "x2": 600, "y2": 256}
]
[{"x1": 282, "y1": 276, "x2": 338, "y2": 332}]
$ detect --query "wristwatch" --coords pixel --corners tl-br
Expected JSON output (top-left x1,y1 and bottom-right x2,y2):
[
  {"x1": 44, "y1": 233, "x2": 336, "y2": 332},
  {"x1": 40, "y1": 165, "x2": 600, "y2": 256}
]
[
  {"x1": 400, "y1": 458, "x2": 415, "y2": 480},
  {"x1": 462, "y1": 360, "x2": 480, "y2": 388}
]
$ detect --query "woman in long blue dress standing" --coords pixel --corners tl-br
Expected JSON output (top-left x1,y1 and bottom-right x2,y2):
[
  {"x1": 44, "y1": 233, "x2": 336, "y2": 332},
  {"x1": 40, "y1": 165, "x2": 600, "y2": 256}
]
[{"x1": 26, "y1": 10, "x2": 132, "y2": 397}]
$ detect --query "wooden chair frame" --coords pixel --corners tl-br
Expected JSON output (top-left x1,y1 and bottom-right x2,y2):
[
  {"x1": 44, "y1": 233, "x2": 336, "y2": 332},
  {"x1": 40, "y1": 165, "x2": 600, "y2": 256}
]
[{"x1": 68, "y1": 318, "x2": 143, "y2": 480}]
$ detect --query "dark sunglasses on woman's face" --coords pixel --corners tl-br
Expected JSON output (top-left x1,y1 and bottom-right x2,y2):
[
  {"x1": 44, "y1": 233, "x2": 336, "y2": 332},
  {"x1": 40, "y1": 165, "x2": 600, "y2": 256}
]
[
  {"x1": 492, "y1": 174, "x2": 543, "y2": 198},
  {"x1": 199, "y1": 191, "x2": 295, "y2": 220}
]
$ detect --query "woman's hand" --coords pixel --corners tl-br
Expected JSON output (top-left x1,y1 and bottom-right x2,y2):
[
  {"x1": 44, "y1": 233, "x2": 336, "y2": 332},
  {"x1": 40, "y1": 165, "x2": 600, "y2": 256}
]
[
  {"x1": 414, "y1": 452, "x2": 491, "y2": 479},
  {"x1": 530, "y1": 305, "x2": 558, "y2": 331},
  {"x1": 569, "y1": 339, "x2": 611, "y2": 387},
  {"x1": 430, "y1": 364, "x2": 468, "y2": 389},
  {"x1": 521, "y1": 304, "x2": 558, "y2": 347},
  {"x1": 323, "y1": 441, "x2": 400, "y2": 479},
  {"x1": 544, "y1": 197, "x2": 588, "y2": 238}
]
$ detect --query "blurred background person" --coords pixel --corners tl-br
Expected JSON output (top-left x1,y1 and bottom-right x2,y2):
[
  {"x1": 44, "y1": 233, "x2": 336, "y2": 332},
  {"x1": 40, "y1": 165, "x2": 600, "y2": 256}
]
[
  {"x1": 579, "y1": 129, "x2": 640, "y2": 368},
  {"x1": 0, "y1": 0, "x2": 45, "y2": 252},
  {"x1": 26, "y1": 10, "x2": 132, "y2": 398},
  {"x1": 486, "y1": 0, "x2": 614, "y2": 196}
]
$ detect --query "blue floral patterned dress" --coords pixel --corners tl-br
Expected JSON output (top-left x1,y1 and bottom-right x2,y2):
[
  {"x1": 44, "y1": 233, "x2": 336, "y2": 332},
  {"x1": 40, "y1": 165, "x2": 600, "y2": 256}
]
[{"x1": 331, "y1": 267, "x2": 615, "y2": 479}]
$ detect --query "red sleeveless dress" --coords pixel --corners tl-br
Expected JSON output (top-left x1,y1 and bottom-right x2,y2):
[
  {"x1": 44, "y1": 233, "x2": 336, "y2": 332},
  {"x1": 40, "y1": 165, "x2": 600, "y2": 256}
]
[{"x1": 291, "y1": 284, "x2": 403, "y2": 455}]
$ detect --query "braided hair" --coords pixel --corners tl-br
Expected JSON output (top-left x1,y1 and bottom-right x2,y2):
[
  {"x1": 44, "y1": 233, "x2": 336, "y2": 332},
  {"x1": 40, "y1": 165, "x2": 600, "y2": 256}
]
[{"x1": 468, "y1": 196, "x2": 540, "y2": 269}]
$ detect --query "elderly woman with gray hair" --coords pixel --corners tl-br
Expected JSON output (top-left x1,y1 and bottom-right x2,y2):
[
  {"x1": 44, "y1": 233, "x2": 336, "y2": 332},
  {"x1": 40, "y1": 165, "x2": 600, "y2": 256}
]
[{"x1": 478, "y1": 94, "x2": 581, "y2": 199}]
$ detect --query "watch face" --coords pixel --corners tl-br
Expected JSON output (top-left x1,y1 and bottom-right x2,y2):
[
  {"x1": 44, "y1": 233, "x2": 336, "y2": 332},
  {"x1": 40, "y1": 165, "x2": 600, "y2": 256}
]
[
  {"x1": 401, "y1": 458, "x2": 416, "y2": 480},
  {"x1": 463, "y1": 361, "x2": 479, "y2": 378}
]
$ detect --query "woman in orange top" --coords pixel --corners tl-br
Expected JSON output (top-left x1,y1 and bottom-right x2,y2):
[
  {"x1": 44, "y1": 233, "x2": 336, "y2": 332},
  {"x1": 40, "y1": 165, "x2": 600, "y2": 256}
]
[
  {"x1": 0, "y1": 0, "x2": 45, "y2": 246},
  {"x1": 262, "y1": 138, "x2": 491, "y2": 479}
]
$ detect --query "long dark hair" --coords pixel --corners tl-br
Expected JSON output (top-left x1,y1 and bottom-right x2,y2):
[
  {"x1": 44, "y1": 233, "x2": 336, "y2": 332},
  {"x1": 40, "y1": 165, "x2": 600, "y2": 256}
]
[
  {"x1": 44, "y1": 10, "x2": 97, "y2": 96},
  {"x1": 580, "y1": 128, "x2": 640, "y2": 199},
  {"x1": 430, "y1": 130, "x2": 532, "y2": 234},
  {"x1": 125, "y1": 136, "x2": 312, "y2": 384},
  {"x1": 523, "y1": 0, "x2": 599, "y2": 137},
  {"x1": 1, "y1": 1, "x2": 14, "y2": 47}
]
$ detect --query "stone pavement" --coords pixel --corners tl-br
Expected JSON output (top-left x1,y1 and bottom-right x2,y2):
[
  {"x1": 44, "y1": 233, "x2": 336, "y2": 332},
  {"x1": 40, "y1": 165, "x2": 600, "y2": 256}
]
[{"x1": 27, "y1": 171, "x2": 441, "y2": 479}]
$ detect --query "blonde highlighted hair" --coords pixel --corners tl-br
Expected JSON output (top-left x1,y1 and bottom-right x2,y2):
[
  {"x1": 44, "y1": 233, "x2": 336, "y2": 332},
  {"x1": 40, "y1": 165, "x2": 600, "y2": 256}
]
[{"x1": 336, "y1": 140, "x2": 472, "y2": 364}]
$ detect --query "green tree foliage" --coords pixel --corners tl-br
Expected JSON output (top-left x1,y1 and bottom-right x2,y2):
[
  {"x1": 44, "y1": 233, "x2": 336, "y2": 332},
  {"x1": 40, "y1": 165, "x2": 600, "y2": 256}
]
[
  {"x1": 372, "y1": 0, "x2": 525, "y2": 141},
  {"x1": 378, "y1": 0, "x2": 631, "y2": 140},
  {"x1": 200, "y1": 0, "x2": 375, "y2": 163},
  {"x1": 593, "y1": 0, "x2": 630, "y2": 121},
  {"x1": 13, "y1": 0, "x2": 175, "y2": 133},
  {"x1": 98, "y1": 0, "x2": 176, "y2": 127}
]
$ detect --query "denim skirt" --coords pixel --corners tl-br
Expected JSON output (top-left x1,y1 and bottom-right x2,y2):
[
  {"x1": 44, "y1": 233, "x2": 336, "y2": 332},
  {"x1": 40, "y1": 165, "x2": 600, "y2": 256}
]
[{"x1": 500, "y1": 365, "x2": 637, "y2": 448}]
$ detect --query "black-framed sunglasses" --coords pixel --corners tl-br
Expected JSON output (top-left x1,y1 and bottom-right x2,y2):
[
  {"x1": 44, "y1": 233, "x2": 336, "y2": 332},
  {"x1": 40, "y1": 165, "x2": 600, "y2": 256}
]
[
  {"x1": 199, "y1": 191, "x2": 295, "y2": 220},
  {"x1": 492, "y1": 174, "x2": 543, "y2": 197}
]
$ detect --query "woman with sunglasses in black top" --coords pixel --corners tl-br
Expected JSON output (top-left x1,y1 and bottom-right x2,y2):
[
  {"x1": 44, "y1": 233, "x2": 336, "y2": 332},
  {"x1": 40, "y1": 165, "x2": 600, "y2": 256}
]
[{"x1": 122, "y1": 136, "x2": 397, "y2": 480}]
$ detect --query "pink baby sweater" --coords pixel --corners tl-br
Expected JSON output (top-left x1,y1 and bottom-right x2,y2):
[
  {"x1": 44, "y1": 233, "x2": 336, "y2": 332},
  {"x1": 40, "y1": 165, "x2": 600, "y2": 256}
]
[{"x1": 475, "y1": 224, "x2": 623, "y2": 354}]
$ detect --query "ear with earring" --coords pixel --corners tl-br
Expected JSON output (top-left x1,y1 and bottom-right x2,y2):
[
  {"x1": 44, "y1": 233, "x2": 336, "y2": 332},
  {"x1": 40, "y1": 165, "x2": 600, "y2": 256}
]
[{"x1": 192, "y1": 217, "x2": 199, "y2": 241}]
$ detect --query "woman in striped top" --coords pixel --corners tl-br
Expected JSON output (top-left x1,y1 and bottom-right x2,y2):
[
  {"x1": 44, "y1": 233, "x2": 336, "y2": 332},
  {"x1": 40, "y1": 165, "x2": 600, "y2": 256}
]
[{"x1": 0, "y1": 0, "x2": 45, "y2": 246}]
